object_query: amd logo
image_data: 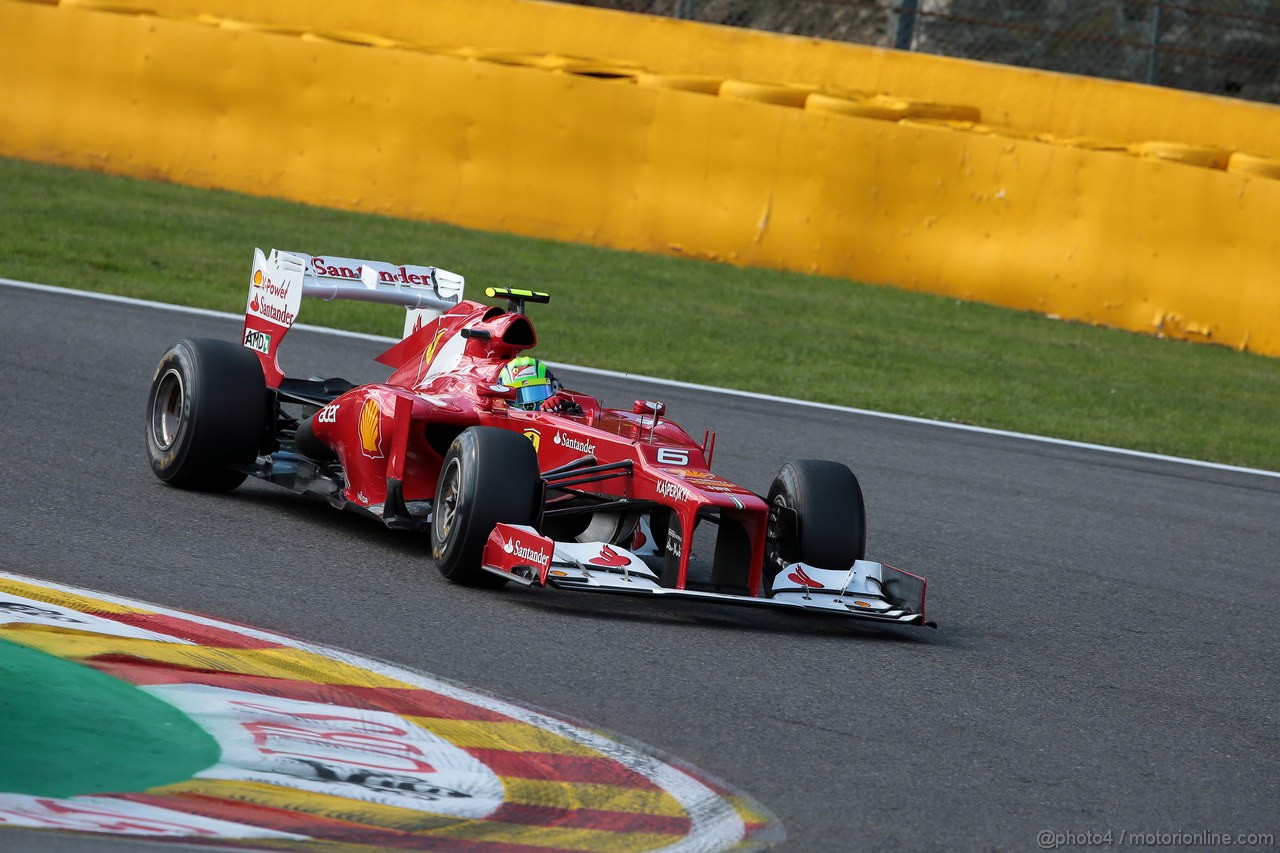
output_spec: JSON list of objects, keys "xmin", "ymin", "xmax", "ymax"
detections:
[{"xmin": 242, "ymin": 328, "xmax": 272, "ymax": 355}]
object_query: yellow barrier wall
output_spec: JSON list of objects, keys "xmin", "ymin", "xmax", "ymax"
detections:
[
  {"xmin": 97, "ymin": 0, "xmax": 1280, "ymax": 160},
  {"xmin": 2, "ymin": 0, "xmax": 1279, "ymax": 354}
]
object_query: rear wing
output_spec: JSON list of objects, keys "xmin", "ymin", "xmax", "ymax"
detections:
[{"xmin": 241, "ymin": 248, "xmax": 465, "ymax": 386}]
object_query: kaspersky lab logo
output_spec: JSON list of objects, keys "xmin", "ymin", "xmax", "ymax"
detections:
[
  {"xmin": 502, "ymin": 537, "xmax": 551, "ymax": 569},
  {"xmin": 655, "ymin": 481, "xmax": 691, "ymax": 502}
]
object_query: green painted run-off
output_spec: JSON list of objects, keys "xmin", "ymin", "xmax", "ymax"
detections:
[{"xmin": 0, "ymin": 636, "xmax": 219, "ymax": 797}]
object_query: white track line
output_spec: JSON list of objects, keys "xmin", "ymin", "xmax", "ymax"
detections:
[{"xmin": 5, "ymin": 277, "xmax": 1277, "ymax": 481}]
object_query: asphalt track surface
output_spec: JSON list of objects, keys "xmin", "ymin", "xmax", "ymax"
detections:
[{"xmin": 1, "ymin": 285, "xmax": 1277, "ymax": 852}]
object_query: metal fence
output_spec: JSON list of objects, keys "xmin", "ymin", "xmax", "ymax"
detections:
[{"xmin": 557, "ymin": 1, "xmax": 1280, "ymax": 105}]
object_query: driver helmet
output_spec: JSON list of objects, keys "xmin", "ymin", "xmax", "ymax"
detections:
[{"xmin": 499, "ymin": 356, "xmax": 556, "ymax": 410}]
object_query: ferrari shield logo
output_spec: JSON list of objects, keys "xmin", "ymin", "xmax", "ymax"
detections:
[
  {"xmin": 419, "ymin": 328, "xmax": 446, "ymax": 373},
  {"xmin": 523, "ymin": 429, "xmax": 541, "ymax": 453}
]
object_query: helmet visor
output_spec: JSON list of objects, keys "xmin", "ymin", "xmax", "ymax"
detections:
[{"xmin": 515, "ymin": 382, "xmax": 554, "ymax": 410}]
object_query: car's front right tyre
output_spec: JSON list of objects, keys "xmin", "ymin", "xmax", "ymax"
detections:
[{"xmin": 763, "ymin": 459, "xmax": 867, "ymax": 594}]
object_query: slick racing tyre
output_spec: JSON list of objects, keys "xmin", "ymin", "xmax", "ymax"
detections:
[
  {"xmin": 146, "ymin": 338, "xmax": 268, "ymax": 491},
  {"xmin": 763, "ymin": 459, "xmax": 867, "ymax": 594},
  {"xmin": 431, "ymin": 427, "xmax": 541, "ymax": 587}
]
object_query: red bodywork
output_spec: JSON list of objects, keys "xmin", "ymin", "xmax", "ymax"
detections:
[{"xmin": 269, "ymin": 299, "xmax": 770, "ymax": 595}]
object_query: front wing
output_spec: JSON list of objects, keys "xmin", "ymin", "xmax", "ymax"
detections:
[{"xmin": 482, "ymin": 525, "xmax": 935, "ymax": 628}]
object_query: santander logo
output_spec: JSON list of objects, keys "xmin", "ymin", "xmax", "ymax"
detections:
[
  {"xmin": 248, "ymin": 268, "xmax": 296, "ymax": 326},
  {"xmin": 589, "ymin": 545, "xmax": 631, "ymax": 568},
  {"xmin": 553, "ymin": 433, "xmax": 595, "ymax": 455},
  {"xmin": 787, "ymin": 566, "xmax": 825, "ymax": 589},
  {"xmin": 502, "ymin": 538, "xmax": 551, "ymax": 568}
]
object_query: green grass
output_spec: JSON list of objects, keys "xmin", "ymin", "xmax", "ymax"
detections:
[{"xmin": 4, "ymin": 156, "xmax": 1279, "ymax": 471}]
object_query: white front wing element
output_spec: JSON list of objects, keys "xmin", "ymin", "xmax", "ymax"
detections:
[
  {"xmin": 767, "ymin": 560, "xmax": 921, "ymax": 619},
  {"xmin": 541, "ymin": 544, "xmax": 933, "ymax": 627},
  {"xmin": 548, "ymin": 541, "xmax": 662, "ymax": 588}
]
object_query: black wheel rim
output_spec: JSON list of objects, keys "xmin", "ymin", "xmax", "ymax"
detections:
[{"xmin": 765, "ymin": 493, "xmax": 793, "ymax": 575}]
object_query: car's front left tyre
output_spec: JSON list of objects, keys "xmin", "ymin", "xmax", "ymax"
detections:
[
  {"xmin": 145, "ymin": 338, "xmax": 268, "ymax": 491},
  {"xmin": 431, "ymin": 427, "xmax": 542, "ymax": 587}
]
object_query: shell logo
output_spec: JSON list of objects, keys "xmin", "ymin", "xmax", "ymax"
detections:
[
  {"xmin": 253, "ymin": 269, "xmax": 263, "ymax": 286},
  {"xmin": 359, "ymin": 398, "xmax": 384, "ymax": 459}
]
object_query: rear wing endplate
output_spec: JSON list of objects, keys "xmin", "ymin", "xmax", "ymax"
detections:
[{"xmin": 241, "ymin": 248, "xmax": 465, "ymax": 386}]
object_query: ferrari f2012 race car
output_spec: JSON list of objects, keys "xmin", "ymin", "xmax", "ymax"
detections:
[{"xmin": 146, "ymin": 249, "xmax": 934, "ymax": 628}]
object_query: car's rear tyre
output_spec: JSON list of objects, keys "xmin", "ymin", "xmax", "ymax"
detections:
[
  {"xmin": 431, "ymin": 427, "xmax": 542, "ymax": 587},
  {"xmin": 145, "ymin": 338, "xmax": 268, "ymax": 491},
  {"xmin": 763, "ymin": 459, "xmax": 866, "ymax": 594}
]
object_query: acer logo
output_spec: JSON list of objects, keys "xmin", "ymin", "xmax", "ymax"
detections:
[{"xmin": 317, "ymin": 405, "xmax": 339, "ymax": 424}]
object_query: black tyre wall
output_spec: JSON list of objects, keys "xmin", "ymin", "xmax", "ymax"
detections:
[
  {"xmin": 145, "ymin": 338, "xmax": 268, "ymax": 491},
  {"xmin": 764, "ymin": 459, "xmax": 867, "ymax": 587},
  {"xmin": 431, "ymin": 427, "xmax": 541, "ymax": 586}
]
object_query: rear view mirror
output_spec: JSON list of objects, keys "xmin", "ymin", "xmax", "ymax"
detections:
[{"xmin": 479, "ymin": 384, "xmax": 517, "ymax": 400}]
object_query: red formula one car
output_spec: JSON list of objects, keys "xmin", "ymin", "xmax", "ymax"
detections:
[{"xmin": 145, "ymin": 249, "xmax": 933, "ymax": 628}]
